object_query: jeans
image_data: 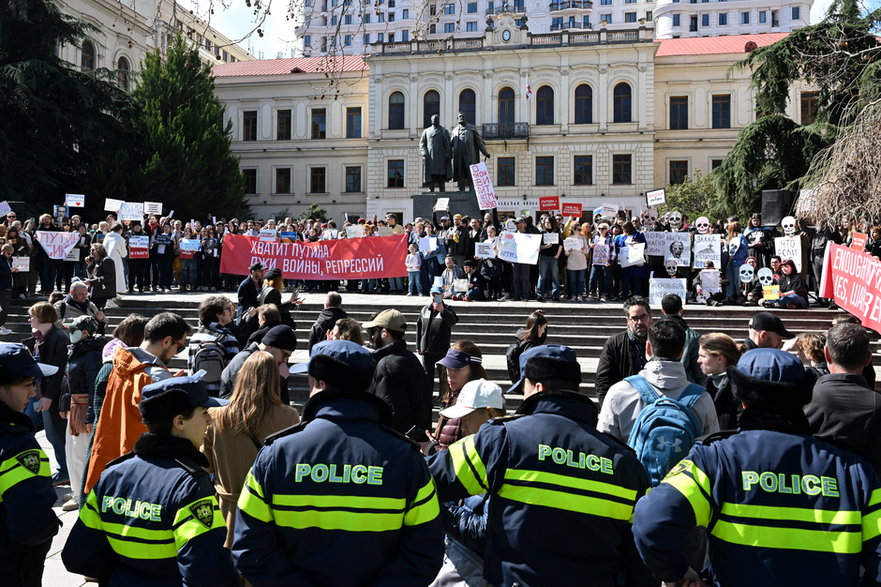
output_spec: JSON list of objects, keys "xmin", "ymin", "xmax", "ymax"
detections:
[
  {"xmin": 537, "ymin": 256, "xmax": 560, "ymax": 299},
  {"xmin": 42, "ymin": 408, "xmax": 67, "ymax": 478},
  {"xmin": 179, "ymin": 259, "xmax": 198, "ymax": 290},
  {"xmin": 567, "ymin": 269, "xmax": 586, "ymax": 299},
  {"xmin": 512, "ymin": 263, "xmax": 531, "ymax": 300},
  {"xmin": 388, "ymin": 276, "xmax": 404, "ymax": 292},
  {"xmin": 408, "ymin": 271, "xmax": 423, "ymax": 295},
  {"xmin": 619, "ymin": 266, "xmax": 645, "ymax": 298},
  {"xmin": 588, "ymin": 265, "xmax": 609, "ymax": 297},
  {"xmin": 770, "ymin": 294, "xmax": 808, "ymax": 309}
]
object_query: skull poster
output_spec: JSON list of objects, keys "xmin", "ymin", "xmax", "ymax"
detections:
[
  {"xmin": 665, "ymin": 232, "xmax": 691, "ymax": 267},
  {"xmin": 781, "ymin": 216, "xmax": 797, "ymax": 236},
  {"xmin": 757, "ymin": 267, "xmax": 775, "ymax": 287}
]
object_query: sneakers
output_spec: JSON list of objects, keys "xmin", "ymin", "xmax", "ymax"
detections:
[
  {"xmin": 105, "ymin": 299, "xmax": 119, "ymax": 309},
  {"xmin": 62, "ymin": 500, "xmax": 79, "ymax": 512},
  {"xmin": 51, "ymin": 472, "xmax": 70, "ymax": 486},
  {"xmin": 0, "ymin": 327, "xmax": 12, "ymax": 336}
]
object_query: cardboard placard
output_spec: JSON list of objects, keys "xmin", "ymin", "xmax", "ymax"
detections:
[
  {"xmin": 378, "ymin": 226, "xmax": 394, "ymax": 237},
  {"xmin": 497, "ymin": 231, "xmax": 542, "ymax": 265},
  {"xmin": 693, "ymin": 234, "xmax": 722, "ymax": 269},
  {"xmin": 474, "ymin": 241, "xmax": 496, "ymax": 259},
  {"xmin": 763, "ymin": 285, "xmax": 781, "ymax": 300},
  {"xmin": 418, "ymin": 236, "xmax": 438, "ymax": 252},
  {"xmin": 543, "ymin": 232, "xmax": 559, "ymax": 245},
  {"xmin": 593, "ymin": 204, "xmax": 618, "ymax": 219},
  {"xmin": 434, "ymin": 197, "xmax": 450, "ymax": 211},
  {"xmin": 561, "ymin": 203, "xmax": 582, "ymax": 217},
  {"xmin": 104, "ymin": 198, "xmax": 124, "ymax": 212},
  {"xmin": 65, "ymin": 193, "xmax": 85, "ymax": 207},
  {"xmin": 665, "ymin": 233, "xmax": 692, "ymax": 267},
  {"xmin": 144, "ymin": 201, "xmax": 163, "ymax": 215},
  {"xmin": 0, "ymin": 201, "xmax": 10, "ymax": 216},
  {"xmin": 258, "ymin": 229, "xmax": 278, "ymax": 242},
  {"xmin": 118, "ymin": 202, "xmax": 144, "ymax": 222},
  {"xmin": 592, "ymin": 243, "xmax": 610, "ymax": 265},
  {"xmin": 470, "ymin": 162, "xmax": 499, "ymax": 210},
  {"xmin": 774, "ymin": 236, "xmax": 803, "ymax": 273},
  {"xmin": 128, "ymin": 235, "xmax": 149, "ymax": 259},
  {"xmin": 649, "ymin": 277, "xmax": 687, "ymax": 305},
  {"xmin": 11, "ymin": 257, "xmax": 29, "ymax": 271},
  {"xmin": 279, "ymin": 232, "xmax": 297, "ymax": 243},
  {"xmin": 346, "ymin": 225, "xmax": 364, "ymax": 238},
  {"xmin": 563, "ymin": 236, "xmax": 581, "ymax": 252},
  {"xmin": 852, "ymin": 232, "xmax": 868, "ymax": 252},
  {"xmin": 646, "ymin": 188, "xmax": 666, "ymax": 207},
  {"xmin": 620, "ymin": 242, "xmax": 646, "ymax": 267},
  {"xmin": 644, "ymin": 232, "xmax": 666, "ymax": 256},
  {"xmin": 179, "ymin": 239, "xmax": 202, "ymax": 252},
  {"xmin": 453, "ymin": 278, "xmax": 470, "ymax": 293},
  {"xmin": 700, "ymin": 269, "xmax": 722, "ymax": 293},
  {"xmin": 539, "ymin": 196, "xmax": 560, "ymax": 211}
]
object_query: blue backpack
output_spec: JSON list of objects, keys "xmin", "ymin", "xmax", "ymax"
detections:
[{"xmin": 625, "ymin": 375, "xmax": 705, "ymax": 486}]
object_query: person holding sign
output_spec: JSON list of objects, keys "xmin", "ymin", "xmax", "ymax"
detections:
[
  {"xmin": 0, "ymin": 244, "xmax": 16, "ymax": 335},
  {"xmin": 35, "ymin": 214, "xmax": 59, "ymax": 295},
  {"xmin": 761, "ymin": 259, "xmax": 808, "ymax": 309},
  {"xmin": 614, "ymin": 222, "xmax": 647, "ymax": 298},
  {"xmin": 564, "ymin": 224, "xmax": 588, "ymax": 301},
  {"xmin": 536, "ymin": 217, "xmax": 562, "ymax": 302},
  {"xmin": 588, "ymin": 223, "xmax": 613, "ymax": 302}
]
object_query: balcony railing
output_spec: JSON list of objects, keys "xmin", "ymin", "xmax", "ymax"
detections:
[
  {"xmin": 549, "ymin": 0, "xmax": 593, "ymax": 11},
  {"xmin": 378, "ymin": 37, "xmax": 485, "ymax": 54},
  {"xmin": 482, "ymin": 122, "xmax": 529, "ymax": 139},
  {"xmin": 550, "ymin": 21, "xmax": 593, "ymax": 31},
  {"xmin": 485, "ymin": 1, "xmax": 526, "ymax": 15}
]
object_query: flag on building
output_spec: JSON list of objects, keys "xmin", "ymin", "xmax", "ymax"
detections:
[{"xmin": 525, "ymin": 83, "xmax": 532, "ymax": 100}]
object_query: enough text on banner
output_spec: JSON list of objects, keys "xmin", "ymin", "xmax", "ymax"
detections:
[
  {"xmin": 220, "ymin": 233, "xmax": 408, "ymax": 280},
  {"xmin": 820, "ymin": 243, "xmax": 881, "ymax": 333},
  {"xmin": 35, "ymin": 231, "xmax": 80, "ymax": 260},
  {"xmin": 469, "ymin": 162, "xmax": 498, "ymax": 210}
]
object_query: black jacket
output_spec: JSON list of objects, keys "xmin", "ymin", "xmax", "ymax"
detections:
[
  {"xmin": 308, "ymin": 307, "xmax": 348, "ymax": 350},
  {"xmin": 60, "ymin": 336, "xmax": 107, "ymax": 412},
  {"xmin": 371, "ymin": 339, "xmax": 432, "ymax": 435},
  {"xmin": 89, "ymin": 256, "xmax": 116, "ymax": 299},
  {"xmin": 805, "ymin": 373, "xmax": 881, "ymax": 474},
  {"xmin": 708, "ymin": 374, "xmax": 741, "ymax": 431},
  {"xmin": 236, "ymin": 277, "xmax": 260, "ymax": 320},
  {"xmin": 259, "ymin": 287, "xmax": 297, "ymax": 329},
  {"xmin": 416, "ymin": 304, "xmax": 458, "ymax": 356},
  {"xmin": 595, "ymin": 330, "xmax": 644, "ymax": 406},
  {"xmin": 24, "ymin": 326, "xmax": 69, "ymax": 403}
]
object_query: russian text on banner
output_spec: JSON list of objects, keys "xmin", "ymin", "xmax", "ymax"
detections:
[
  {"xmin": 35, "ymin": 231, "xmax": 79, "ymax": 260},
  {"xmin": 220, "ymin": 233, "xmax": 408, "ymax": 280},
  {"xmin": 820, "ymin": 243, "xmax": 881, "ymax": 333},
  {"xmin": 469, "ymin": 162, "xmax": 498, "ymax": 210}
]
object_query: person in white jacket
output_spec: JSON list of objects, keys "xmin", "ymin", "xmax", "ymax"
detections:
[
  {"xmin": 598, "ymin": 318, "xmax": 719, "ymax": 443},
  {"xmin": 102, "ymin": 222, "xmax": 128, "ymax": 297}
]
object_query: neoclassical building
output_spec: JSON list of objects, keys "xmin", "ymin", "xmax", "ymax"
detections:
[{"xmin": 214, "ymin": 26, "xmax": 804, "ymax": 221}]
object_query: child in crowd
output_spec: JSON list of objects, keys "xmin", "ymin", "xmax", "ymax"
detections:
[{"xmin": 406, "ymin": 243, "xmax": 423, "ymax": 296}]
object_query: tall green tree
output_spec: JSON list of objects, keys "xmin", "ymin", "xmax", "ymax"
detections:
[
  {"xmin": 659, "ymin": 170, "xmax": 728, "ymax": 222},
  {"xmin": 131, "ymin": 35, "xmax": 247, "ymax": 220},
  {"xmin": 0, "ymin": 0, "xmax": 132, "ymax": 217}
]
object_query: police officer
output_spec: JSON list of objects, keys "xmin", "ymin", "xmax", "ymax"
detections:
[
  {"xmin": 61, "ymin": 375, "xmax": 238, "ymax": 586},
  {"xmin": 428, "ymin": 345, "xmax": 653, "ymax": 586},
  {"xmin": 0, "ymin": 343, "xmax": 60, "ymax": 587},
  {"xmin": 633, "ymin": 348, "xmax": 881, "ymax": 585},
  {"xmin": 233, "ymin": 340, "xmax": 444, "ymax": 585}
]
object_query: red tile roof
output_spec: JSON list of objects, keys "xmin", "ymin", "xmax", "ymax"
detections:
[
  {"xmin": 212, "ymin": 54, "xmax": 368, "ymax": 77},
  {"xmin": 655, "ymin": 33, "xmax": 789, "ymax": 57}
]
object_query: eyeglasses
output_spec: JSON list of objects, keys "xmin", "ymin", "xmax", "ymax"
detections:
[{"xmin": 627, "ymin": 313, "xmax": 650, "ymax": 323}]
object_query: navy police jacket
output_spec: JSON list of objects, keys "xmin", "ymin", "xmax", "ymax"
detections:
[
  {"xmin": 61, "ymin": 433, "xmax": 237, "ymax": 587},
  {"xmin": 232, "ymin": 389, "xmax": 444, "ymax": 586},
  {"xmin": 0, "ymin": 401, "xmax": 60, "ymax": 586},
  {"xmin": 633, "ymin": 428, "xmax": 881, "ymax": 585},
  {"xmin": 428, "ymin": 390, "xmax": 652, "ymax": 587}
]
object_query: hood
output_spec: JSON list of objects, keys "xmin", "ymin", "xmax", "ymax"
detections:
[
  {"xmin": 70, "ymin": 335, "xmax": 109, "ymax": 358},
  {"xmin": 102, "ymin": 337, "xmax": 127, "ymax": 363},
  {"xmin": 640, "ymin": 360, "xmax": 689, "ymax": 390},
  {"xmin": 112, "ymin": 345, "xmax": 166, "ymax": 376},
  {"xmin": 318, "ymin": 307, "xmax": 347, "ymax": 321}
]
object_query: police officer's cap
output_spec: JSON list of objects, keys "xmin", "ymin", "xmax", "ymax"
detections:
[
  {"xmin": 0, "ymin": 343, "xmax": 58, "ymax": 382},
  {"xmin": 290, "ymin": 340, "xmax": 374, "ymax": 375},
  {"xmin": 729, "ymin": 348, "xmax": 814, "ymax": 411},
  {"xmin": 508, "ymin": 344, "xmax": 579, "ymax": 394},
  {"xmin": 140, "ymin": 374, "xmax": 228, "ymax": 424}
]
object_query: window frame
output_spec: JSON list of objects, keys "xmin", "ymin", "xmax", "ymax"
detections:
[
  {"xmin": 388, "ymin": 91, "xmax": 405, "ymax": 129},
  {"xmin": 573, "ymin": 155, "xmax": 593, "ymax": 185},
  {"xmin": 387, "ymin": 159, "xmax": 405, "ymax": 188},
  {"xmin": 612, "ymin": 154, "xmax": 632, "ymax": 185},
  {"xmin": 535, "ymin": 156, "xmax": 555, "ymax": 186}
]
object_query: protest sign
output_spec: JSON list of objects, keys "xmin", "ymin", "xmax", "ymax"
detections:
[
  {"xmin": 118, "ymin": 202, "xmax": 144, "ymax": 222},
  {"xmin": 144, "ymin": 201, "xmax": 163, "ymax": 215},
  {"xmin": 346, "ymin": 224, "xmax": 365, "ymax": 239},
  {"xmin": 469, "ymin": 163, "xmax": 498, "ymax": 210},
  {"xmin": 474, "ymin": 242, "xmax": 496, "ymax": 259},
  {"xmin": 763, "ymin": 285, "xmax": 781, "ymax": 301},
  {"xmin": 54, "ymin": 205, "xmax": 68, "ymax": 219},
  {"xmin": 693, "ymin": 234, "xmax": 722, "ymax": 269},
  {"xmin": 620, "ymin": 242, "xmax": 646, "ymax": 268},
  {"xmin": 700, "ymin": 269, "xmax": 722, "ymax": 293},
  {"xmin": 258, "ymin": 229, "xmax": 278, "ymax": 242},
  {"xmin": 64, "ymin": 246, "xmax": 79, "ymax": 262},
  {"xmin": 453, "ymin": 278, "xmax": 470, "ymax": 293},
  {"xmin": 543, "ymin": 232, "xmax": 559, "ymax": 245},
  {"xmin": 179, "ymin": 239, "xmax": 201, "ymax": 252},
  {"xmin": 593, "ymin": 204, "xmax": 617, "ymax": 219},
  {"xmin": 592, "ymin": 243, "xmax": 610, "ymax": 266},
  {"xmin": 104, "ymin": 198, "xmax": 123, "ymax": 212},
  {"xmin": 561, "ymin": 203, "xmax": 582, "ymax": 217},
  {"xmin": 378, "ymin": 226, "xmax": 394, "ymax": 237},
  {"xmin": 0, "ymin": 201, "xmax": 10, "ymax": 216},
  {"xmin": 646, "ymin": 188, "xmax": 666, "ymax": 207},
  {"xmin": 644, "ymin": 232, "xmax": 666, "ymax": 256},
  {"xmin": 434, "ymin": 197, "xmax": 450, "ymax": 211},
  {"xmin": 563, "ymin": 237, "xmax": 581, "ymax": 252},
  {"xmin": 665, "ymin": 233, "xmax": 692, "ymax": 267},
  {"xmin": 65, "ymin": 194, "xmax": 85, "ymax": 207},
  {"xmin": 774, "ymin": 236, "xmax": 803, "ymax": 272},
  {"xmin": 649, "ymin": 278, "xmax": 687, "ymax": 305},
  {"xmin": 852, "ymin": 232, "xmax": 868, "ymax": 252},
  {"xmin": 820, "ymin": 243, "xmax": 881, "ymax": 333},
  {"xmin": 497, "ymin": 231, "xmax": 542, "ymax": 265},
  {"xmin": 129, "ymin": 235, "xmax": 150, "ymax": 259},
  {"xmin": 220, "ymin": 233, "xmax": 408, "ymax": 280},
  {"xmin": 279, "ymin": 232, "xmax": 297, "ymax": 243},
  {"xmin": 35, "ymin": 231, "xmax": 79, "ymax": 260},
  {"xmin": 539, "ymin": 196, "xmax": 560, "ymax": 211},
  {"xmin": 321, "ymin": 229, "xmax": 338, "ymax": 240},
  {"xmin": 418, "ymin": 236, "xmax": 438, "ymax": 253},
  {"xmin": 11, "ymin": 257, "xmax": 30, "ymax": 272}
]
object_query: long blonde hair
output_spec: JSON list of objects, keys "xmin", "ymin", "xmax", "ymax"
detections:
[{"xmin": 213, "ymin": 351, "xmax": 282, "ymax": 438}]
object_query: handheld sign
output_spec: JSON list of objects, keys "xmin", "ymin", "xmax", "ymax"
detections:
[
  {"xmin": 539, "ymin": 196, "xmax": 560, "ymax": 212},
  {"xmin": 65, "ymin": 194, "xmax": 85, "ymax": 207},
  {"xmin": 474, "ymin": 241, "xmax": 496, "ymax": 259},
  {"xmin": 118, "ymin": 202, "xmax": 144, "ymax": 222},
  {"xmin": 645, "ymin": 188, "xmax": 666, "ymax": 207},
  {"xmin": 104, "ymin": 198, "xmax": 124, "ymax": 212},
  {"xmin": 434, "ymin": 197, "xmax": 450, "ymax": 211},
  {"xmin": 0, "ymin": 201, "xmax": 10, "ymax": 216},
  {"xmin": 469, "ymin": 162, "xmax": 499, "ymax": 210},
  {"xmin": 561, "ymin": 203, "xmax": 582, "ymax": 217},
  {"xmin": 852, "ymin": 232, "xmax": 868, "ymax": 252},
  {"xmin": 144, "ymin": 201, "xmax": 163, "ymax": 215}
]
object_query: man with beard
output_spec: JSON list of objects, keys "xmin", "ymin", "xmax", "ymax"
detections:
[{"xmin": 595, "ymin": 296, "xmax": 653, "ymax": 407}]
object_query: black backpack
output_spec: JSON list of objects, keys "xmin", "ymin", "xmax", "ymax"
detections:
[{"xmin": 192, "ymin": 330, "xmax": 227, "ymax": 386}]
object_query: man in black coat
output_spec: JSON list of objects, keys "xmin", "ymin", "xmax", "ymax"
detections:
[
  {"xmin": 236, "ymin": 262, "xmax": 264, "ymax": 321},
  {"xmin": 364, "ymin": 309, "xmax": 431, "ymax": 438},
  {"xmin": 805, "ymin": 323, "xmax": 881, "ymax": 474},
  {"xmin": 308, "ymin": 292, "xmax": 348, "ymax": 351},
  {"xmin": 219, "ymin": 325, "xmax": 296, "ymax": 404},
  {"xmin": 416, "ymin": 287, "xmax": 459, "ymax": 386},
  {"xmin": 594, "ymin": 296, "xmax": 652, "ymax": 406}
]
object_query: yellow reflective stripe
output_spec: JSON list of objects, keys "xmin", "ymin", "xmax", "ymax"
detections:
[
  {"xmin": 712, "ymin": 520, "xmax": 862, "ymax": 554},
  {"xmin": 0, "ymin": 450, "xmax": 52, "ymax": 497},
  {"xmin": 498, "ymin": 483, "xmax": 634, "ymax": 521},
  {"xmin": 273, "ymin": 508, "xmax": 404, "ymax": 532},
  {"xmin": 504, "ymin": 468, "xmax": 637, "ymax": 502},
  {"xmin": 79, "ymin": 491, "xmax": 104, "ymax": 530},
  {"xmin": 238, "ymin": 472, "xmax": 273, "ymax": 523},
  {"xmin": 172, "ymin": 496, "xmax": 224, "ymax": 550},
  {"xmin": 404, "ymin": 479, "xmax": 440, "ymax": 526},
  {"xmin": 721, "ymin": 502, "xmax": 861, "ymax": 525},
  {"xmin": 870, "ymin": 489, "xmax": 881, "ymax": 508},
  {"xmin": 448, "ymin": 435, "xmax": 488, "ymax": 495},
  {"xmin": 99, "ymin": 520, "xmax": 175, "ymax": 544},
  {"xmin": 106, "ymin": 535, "xmax": 178, "ymax": 560},
  {"xmin": 661, "ymin": 460, "xmax": 712, "ymax": 527},
  {"xmin": 272, "ymin": 493, "xmax": 405, "ymax": 510},
  {"xmin": 863, "ymin": 508, "xmax": 881, "ymax": 541}
]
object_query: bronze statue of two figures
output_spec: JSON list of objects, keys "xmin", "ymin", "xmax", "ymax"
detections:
[{"xmin": 420, "ymin": 113, "xmax": 491, "ymax": 192}]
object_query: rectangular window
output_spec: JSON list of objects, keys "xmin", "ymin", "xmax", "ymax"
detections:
[
  {"xmin": 625, "ymin": 12, "xmax": 637, "ymax": 22},
  {"xmin": 276, "ymin": 109, "xmax": 292, "ymax": 140},
  {"xmin": 573, "ymin": 155, "xmax": 593, "ymax": 185},
  {"xmin": 701, "ymin": 13, "xmax": 709, "ymax": 26},
  {"xmin": 304, "ymin": 35, "xmax": 312, "ymax": 47},
  {"xmin": 741, "ymin": 11, "xmax": 749, "ymax": 24},
  {"xmin": 242, "ymin": 111, "xmax": 257, "ymax": 141},
  {"xmin": 718, "ymin": 12, "xmax": 727, "ymax": 25},
  {"xmin": 243, "ymin": 169, "xmax": 257, "ymax": 194},
  {"xmin": 378, "ymin": 13, "xmax": 385, "ymax": 22},
  {"xmin": 801, "ymin": 91, "xmax": 819, "ymax": 125},
  {"xmin": 600, "ymin": 0, "xmax": 612, "ymax": 5},
  {"xmin": 535, "ymin": 156, "xmax": 554, "ymax": 186},
  {"xmin": 387, "ymin": 160, "xmax": 404, "ymax": 188},
  {"xmin": 344, "ymin": 14, "xmax": 352, "ymax": 24},
  {"xmin": 388, "ymin": 12, "xmax": 395, "ymax": 21},
  {"xmin": 712, "ymin": 94, "xmax": 731, "ymax": 129},
  {"xmin": 467, "ymin": 1, "xmax": 478, "ymax": 12},
  {"xmin": 429, "ymin": 24, "xmax": 435, "ymax": 34},
  {"xmin": 344, "ymin": 35, "xmax": 352, "ymax": 46},
  {"xmin": 612, "ymin": 154, "xmax": 632, "ymax": 185},
  {"xmin": 378, "ymin": 32, "xmax": 385, "ymax": 41},
  {"xmin": 645, "ymin": 10, "xmax": 652, "ymax": 19},
  {"xmin": 222, "ymin": 50, "xmax": 229, "ymax": 62},
  {"xmin": 389, "ymin": 33, "xmax": 395, "ymax": 42},
  {"xmin": 444, "ymin": 22, "xmax": 455, "ymax": 32},
  {"xmin": 402, "ymin": 8, "xmax": 409, "ymax": 18},
  {"xmin": 364, "ymin": 13, "xmax": 371, "ymax": 23},
  {"xmin": 690, "ymin": 15, "xmax": 697, "ymax": 30},
  {"xmin": 669, "ymin": 96, "xmax": 688, "ymax": 130},
  {"xmin": 466, "ymin": 21, "xmax": 477, "ymax": 31},
  {"xmin": 275, "ymin": 168, "xmax": 292, "ymax": 193},
  {"xmin": 430, "ymin": 4, "xmax": 437, "ymax": 15},
  {"xmin": 600, "ymin": 13, "xmax": 612, "ymax": 23},
  {"xmin": 625, "ymin": 0, "xmax": 636, "ymax": 3},
  {"xmin": 310, "ymin": 167, "xmax": 326, "ymax": 193},
  {"xmin": 363, "ymin": 33, "xmax": 371, "ymax": 44},
  {"xmin": 758, "ymin": 10, "xmax": 766, "ymax": 23},
  {"xmin": 330, "ymin": 15, "xmax": 337, "ymax": 25},
  {"xmin": 402, "ymin": 30, "xmax": 409, "ymax": 41},
  {"xmin": 497, "ymin": 157, "xmax": 515, "ymax": 186},
  {"xmin": 346, "ymin": 107, "xmax": 362, "ymax": 138},
  {"xmin": 791, "ymin": 6, "xmax": 800, "ymax": 20},
  {"xmin": 345, "ymin": 166, "xmax": 362, "ymax": 192},
  {"xmin": 444, "ymin": 3, "xmax": 455, "ymax": 13},
  {"xmin": 669, "ymin": 160, "xmax": 688, "ymax": 185},
  {"xmin": 311, "ymin": 108, "xmax": 327, "ymax": 139},
  {"xmin": 672, "ymin": 13, "xmax": 680, "ymax": 25},
  {"xmin": 711, "ymin": 159, "xmax": 723, "ymax": 170}
]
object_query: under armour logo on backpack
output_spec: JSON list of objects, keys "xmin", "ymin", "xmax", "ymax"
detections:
[{"xmin": 655, "ymin": 436, "xmax": 683, "ymax": 452}]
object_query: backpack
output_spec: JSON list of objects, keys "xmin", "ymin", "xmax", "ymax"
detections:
[
  {"xmin": 192, "ymin": 330, "xmax": 227, "ymax": 386},
  {"xmin": 625, "ymin": 375, "xmax": 705, "ymax": 487}
]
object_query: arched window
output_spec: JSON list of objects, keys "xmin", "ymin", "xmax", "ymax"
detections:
[
  {"xmin": 458, "ymin": 89, "xmax": 476, "ymax": 126},
  {"xmin": 117, "ymin": 57, "xmax": 131, "ymax": 90},
  {"xmin": 423, "ymin": 90, "xmax": 440, "ymax": 128},
  {"xmin": 498, "ymin": 87, "xmax": 515, "ymax": 125},
  {"xmin": 613, "ymin": 82, "xmax": 632, "ymax": 123},
  {"xmin": 574, "ymin": 84, "xmax": 592, "ymax": 124},
  {"xmin": 81, "ymin": 40, "xmax": 95, "ymax": 71},
  {"xmin": 536, "ymin": 85, "xmax": 554, "ymax": 125},
  {"xmin": 388, "ymin": 91, "xmax": 405, "ymax": 129}
]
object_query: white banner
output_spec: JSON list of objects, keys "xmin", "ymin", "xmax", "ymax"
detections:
[
  {"xmin": 649, "ymin": 277, "xmax": 688, "ymax": 305},
  {"xmin": 665, "ymin": 233, "xmax": 692, "ymax": 267},
  {"xmin": 104, "ymin": 198, "xmax": 124, "ymax": 212},
  {"xmin": 474, "ymin": 241, "xmax": 496, "ymax": 259},
  {"xmin": 646, "ymin": 188, "xmax": 666, "ymax": 207},
  {"xmin": 470, "ymin": 162, "xmax": 498, "ymax": 210},
  {"xmin": 65, "ymin": 193, "xmax": 85, "ymax": 207},
  {"xmin": 620, "ymin": 242, "xmax": 646, "ymax": 268},
  {"xmin": 35, "ymin": 231, "xmax": 79, "ymax": 260},
  {"xmin": 774, "ymin": 236, "xmax": 803, "ymax": 272},
  {"xmin": 129, "ymin": 235, "xmax": 150, "ymax": 249},
  {"xmin": 693, "ymin": 234, "xmax": 722, "ymax": 269},
  {"xmin": 497, "ymin": 231, "xmax": 541, "ymax": 265},
  {"xmin": 118, "ymin": 202, "xmax": 144, "ymax": 222},
  {"xmin": 144, "ymin": 201, "xmax": 163, "ymax": 215},
  {"xmin": 644, "ymin": 231, "xmax": 666, "ymax": 256},
  {"xmin": 11, "ymin": 257, "xmax": 29, "ymax": 271}
]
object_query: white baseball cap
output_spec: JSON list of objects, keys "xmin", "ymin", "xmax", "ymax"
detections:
[{"xmin": 440, "ymin": 378, "xmax": 504, "ymax": 419}]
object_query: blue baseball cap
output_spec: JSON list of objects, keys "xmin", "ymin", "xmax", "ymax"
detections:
[
  {"xmin": 730, "ymin": 348, "xmax": 814, "ymax": 409},
  {"xmin": 507, "ymin": 344, "xmax": 578, "ymax": 394},
  {"xmin": 0, "ymin": 343, "xmax": 58, "ymax": 380},
  {"xmin": 735, "ymin": 348, "xmax": 806, "ymax": 383},
  {"xmin": 290, "ymin": 339, "xmax": 375, "ymax": 375},
  {"xmin": 437, "ymin": 348, "xmax": 483, "ymax": 370},
  {"xmin": 141, "ymin": 374, "xmax": 228, "ymax": 409}
]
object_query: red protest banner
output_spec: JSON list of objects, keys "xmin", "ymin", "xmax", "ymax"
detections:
[
  {"xmin": 852, "ymin": 232, "xmax": 868, "ymax": 252},
  {"xmin": 820, "ymin": 243, "xmax": 881, "ymax": 333},
  {"xmin": 539, "ymin": 196, "xmax": 560, "ymax": 211},
  {"xmin": 220, "ymin": 233, "xmax": 408, "ymax": 279},
  {"xmin": 561, "ymin": 203, "xmax": 582, "ymax": 217}
]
